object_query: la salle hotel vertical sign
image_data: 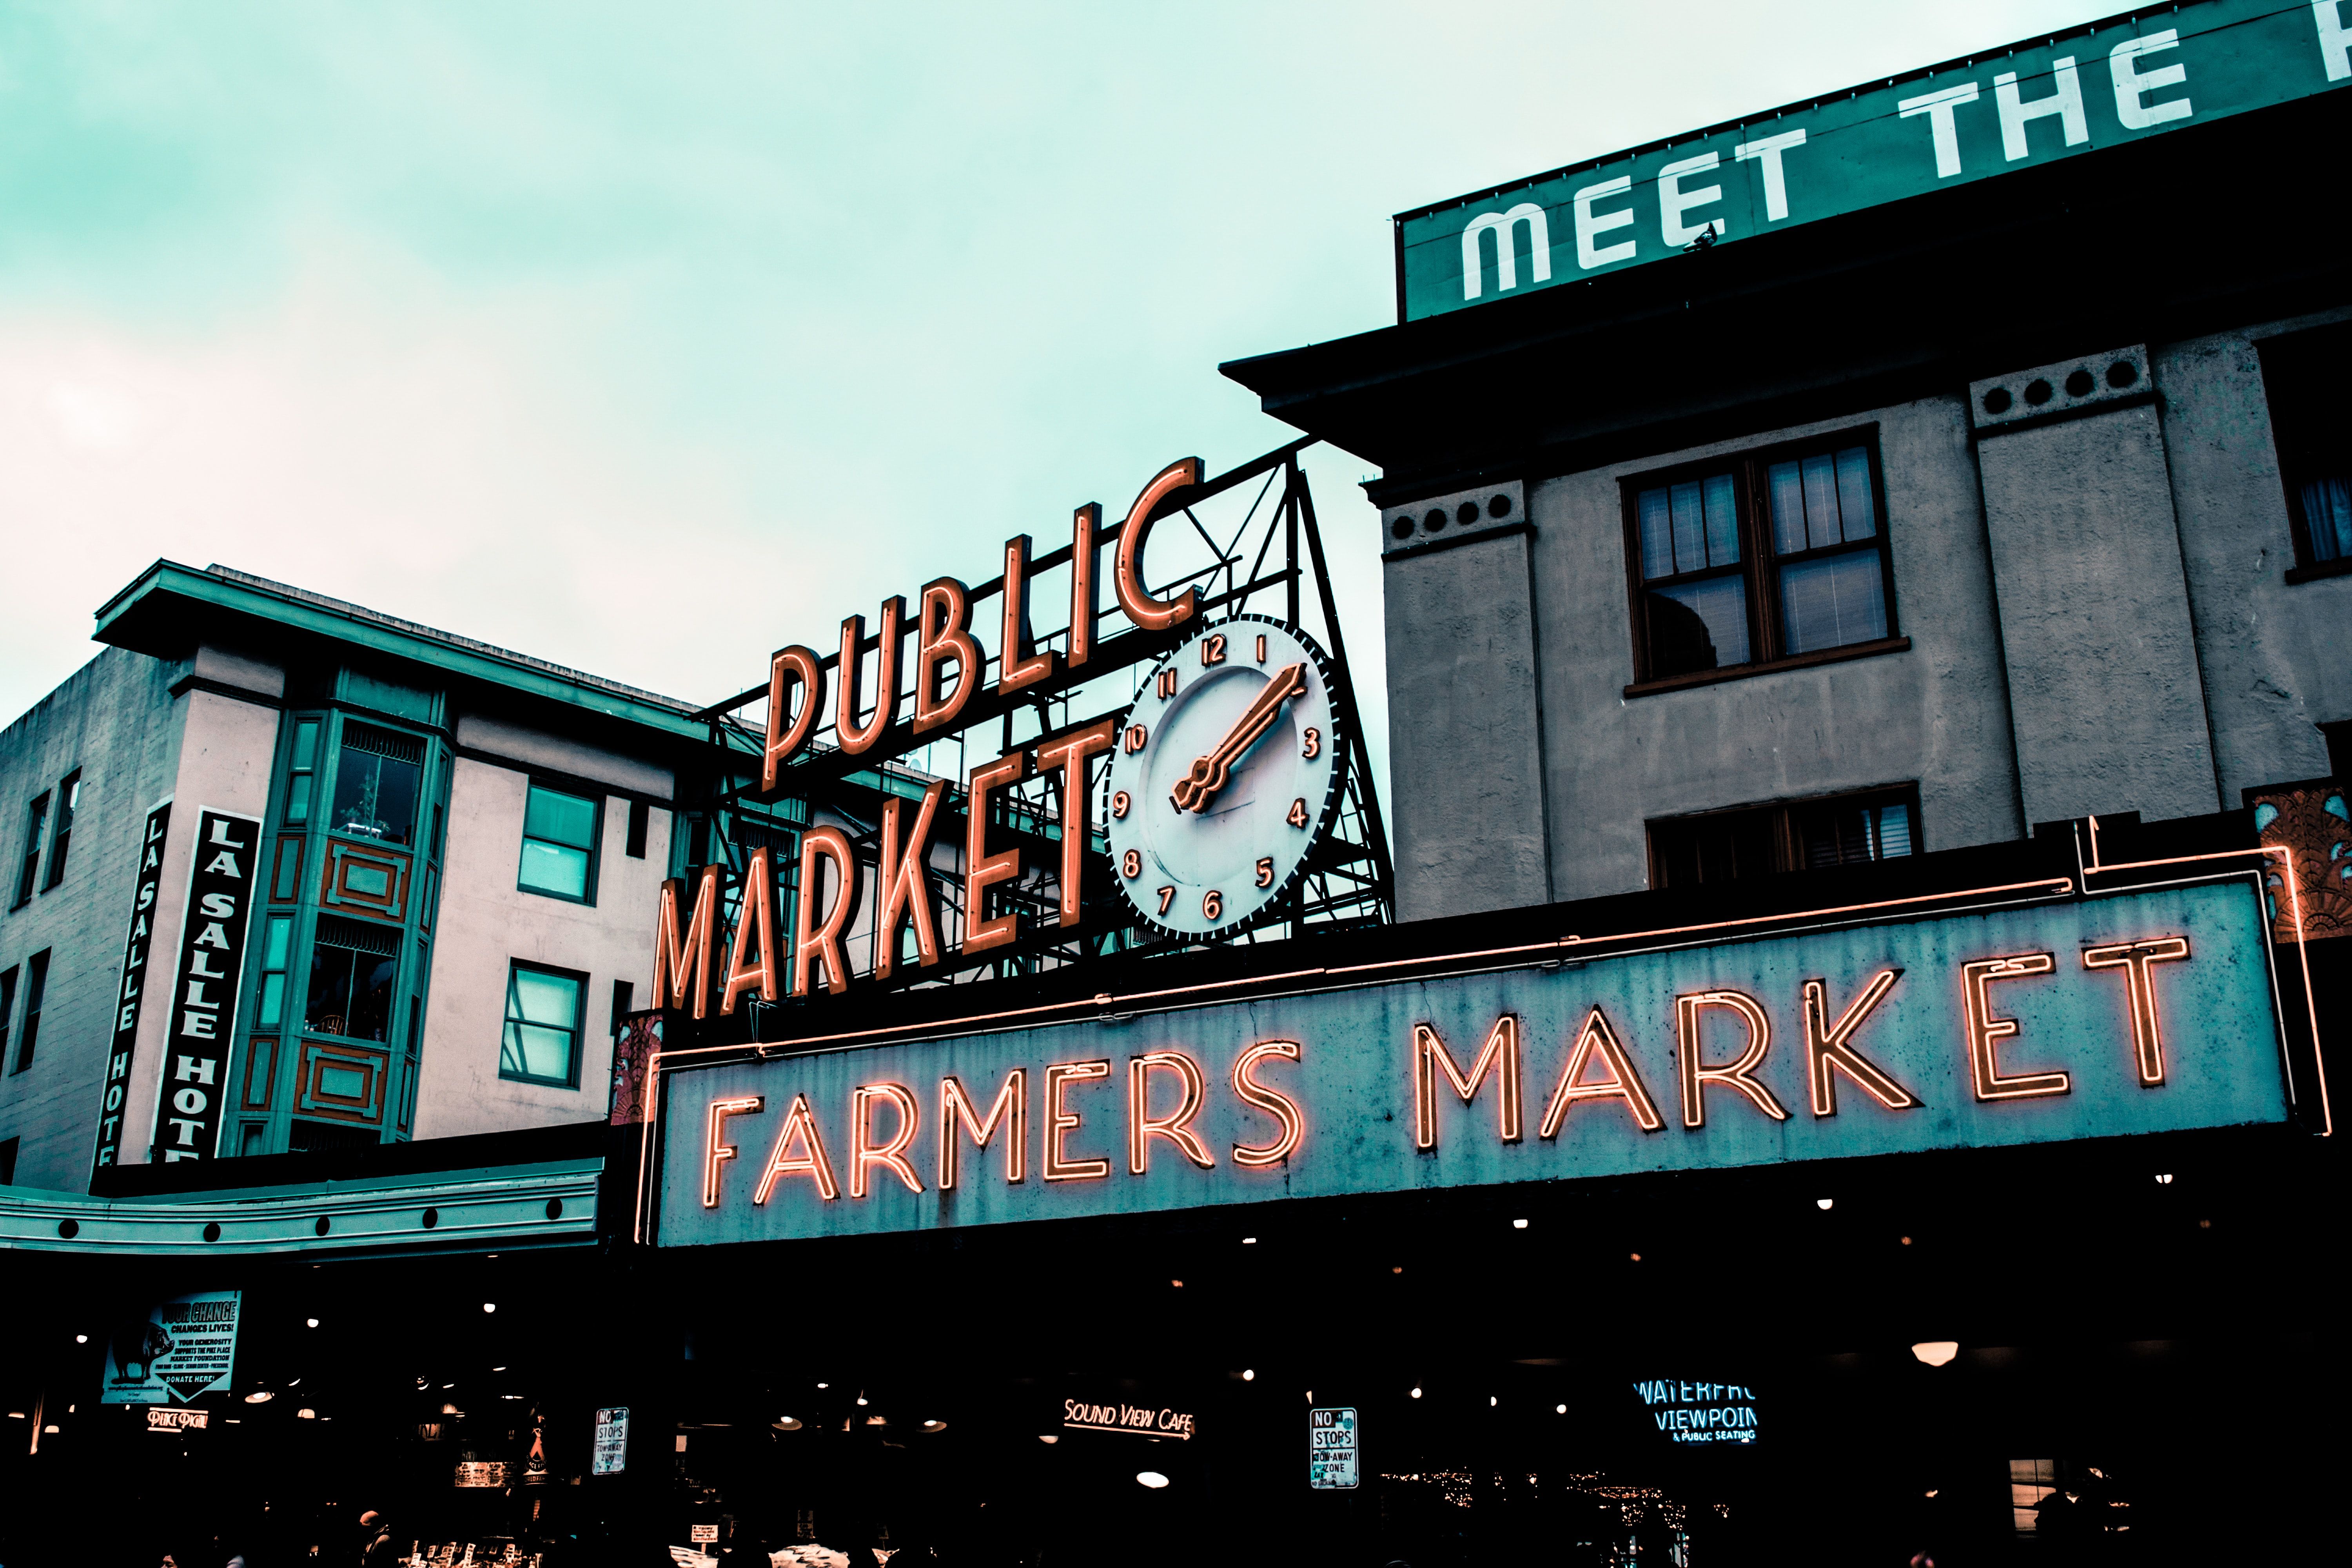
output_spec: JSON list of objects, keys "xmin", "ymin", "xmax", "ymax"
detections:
[
  {"xmin": 652, "ymin": 875, "xmax": 2312, "ymax": 1245},
  {"xmin": 150, "ymin": 810, "xmax": 263, "ymax": 1161},
  {"xmin": 91, "ymin": 799, "xmax": 171, "ymax": 1176}
]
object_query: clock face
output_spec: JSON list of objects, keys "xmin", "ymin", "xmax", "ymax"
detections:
[{"xmin": 1103, "ymin": 615, "xmax": 1343, "ymax": 939}]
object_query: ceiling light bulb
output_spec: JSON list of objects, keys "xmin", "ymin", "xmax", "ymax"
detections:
[
  {"xmin": 1241, "ymin": 1370, "xmax": 1255, "ymax": 1381},
  {"xmin": 817, "ymin": 1383, "xmax": 829, "ymax": 1389},
  {"xmin": 307, "ymin": 1318, "xmax": 319, "ymax": 1328},
  {"xmin": 244, "ymin": 1391, "xmax": 273, "ymax": 1404},
  {"xmin": 1241, "ymin": 1237, "xmax": 1257, "ymax": 1245},
  {"xmin": 1911, "ymin": 1341, "xmax": 1960, "ymax": 1367},
  {"xmin": 296, "ymin": 1408, "xmax": 317, "ymax": 1420},
  {"xmin": 75, "ymin": 1334, "xmax": 89, "ymax": 1344},
  {"xmin": 1555, "ymin": 1404, "xmax": 1567, "ymax": 1414},
  {"xmin": 2155, "ymin": 1173, "xmax": 2173, "ymax": 1184},
  {"xmin": 856, "ymin": 1395, "xmax": 869, "ymax": 1406},
  {"xmin": 1136, "ymin": 1471, "xmax": 1170, "ymax": 1489},
  {"xmin": 1512, "ymin": 1218, "xmax": 1528, "ymax": 1229},
  {"xmin": 1409, "ymin": 1387, "xmax": 1423, "ymax": 1399},
  {"xmin": 1037, "ymin": 1434, "xmax": 1058, "ymax": 1445},
  {"xmin": 482, "ymin": 1302, "xmax": 496, "ymax": 1314},
  {"xmin": 1489, "ymin": 1396, "xmax": 1497, "ymax": 1407},
  {"xmin": 1817, "ymin": 1198, "xmax": 1834, "ymax": 1210}
]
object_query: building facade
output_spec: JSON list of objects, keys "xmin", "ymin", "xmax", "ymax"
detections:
[{"xmin": 0, "ymin": 563, "xmax": 702, "ymax": 1191}]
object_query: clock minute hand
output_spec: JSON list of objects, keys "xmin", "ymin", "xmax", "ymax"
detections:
[{"xmin": 1170, "ymin": 662, "xmax": 1307, "ymax": 813}]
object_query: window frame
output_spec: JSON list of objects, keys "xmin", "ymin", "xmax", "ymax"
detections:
[
  {"xmin": 13, "ymin": 949, "xmax": 49, "ymax": 1074},
  {"xmin": 2256, "ymin": 321, "xmax": 2352, "ymax": 582},
  {"xmin": 517, "ymin": 780, "xmax": 604, "ymax": 906},
  {"xmin": 1619, "ymin": 427, "xmax": 1907, "ymax": 695},
  {"xmin": 499, "ymin": 959, "xmax": 588, "ymax": 1089},
  {"xmin": 42, "ymin": 772, "xmax": 79, "ymax": 891},
  {"xmin": 13, "ymin": 792, "xmax": 49, "ymax": 909},
  {"xmin": 1646, "ymin": 784, "xmax": 1923, "ymax": 891}
]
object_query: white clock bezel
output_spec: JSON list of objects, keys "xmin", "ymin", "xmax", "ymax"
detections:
[{"xmin": 1101, "ymin": 614, "xmax": 1345, "ymax": 940}]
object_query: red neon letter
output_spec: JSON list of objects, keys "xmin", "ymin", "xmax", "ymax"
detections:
[
  {"xmin": 1068, "ymin": 504, "xmax": 1100, "ymax": 672},
  {"xmin": 940, "ymin": 1070, "xmax": 1027, "ymax": 1189},
  {"xmin": 1539, "ymin": 1007, "xmax": 1664, "ymax": 1136},
  {"xmin": 850, "ymin": 1083, "xmax": 925, "ymax": 1197},
  {"xmin": 1231, "ymin": 1040, "xmax": 1305, "ymax": 1167},
  {"xmin": 1035, "ymin": 720, "xmax": 1117, "ymax": 927},
  {"xmin": 650, "ymin": 864, "xmax": 724, "ymax": 1019},
  {"xmin": 875, "ymin": 782, "xmax": 945, "ymax": 980},
  {"xmin": 1413, "ymin": 1016, "xmax": 1523, "ymax": 1149},
  {"xmin": 1043, "ymin": 1060, "xmax": 1112, "ymax": 1181},
  {"xmin": 963, "ymin": 748, "xmax": 1029, "ymax": 955},
  {"xmin": 1000, "ymin": 534, "xmax": 1058, "ymax": 694},
  {"xmin": 1112, "ymin": 459, "xmax": 1203, "ymax": 633},
  {"xmin": 720, "ymin": 847, "xmax": 780, "ymax": 1015},
  {"xmin": 762, "ymin": 645, "xmax": 823, "ymax": 791},
  {"xmin": 1674, "ymin": 991, "xmax": 1790, "ymax": 1128},
  {"xmin": 836, "ymin": 597, "xmax": 905, "ymax": 756},
  {"xmin": 753, "ymin": 1093, "xmax": 840, "ymax": 1203},
  {"xmin": 913, "ymin": 577, "xmax": 978, "ymax": 735},
  {"xmin": 703, "ymin": 1096, "xmax": 764, "ymax": 1208},
  {"xmin": 2082, "ymin": 936, "xmax": 2190, "ymax": 1087},
  {"xmin": 1802, "ymin": 970, "xmax": 1917, "ymax": 1117},
  {"xmin": 1127, "ymin": 1051, "xmax": 1216, "ymax": 1174},
  {"xmin": 791, "ymin": 826, "xmax": 861, "ymax": 997},
  {"xmin": 1961, "ymin": 953, "xmax": 2067, "ymax": 1101}
]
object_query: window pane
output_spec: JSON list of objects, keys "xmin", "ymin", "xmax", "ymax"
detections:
[
  {"xmin": 525, "ymin": 787, "xmax": 597, "ymax": 850},
  {"xmin": 1669, "ymin": 481, "xmax": 1706, "ymax": 575},
  {"xmin": 262, "ymin": 915, "xmax": 292, "ymax": 970},
  {"xmin": 258, "ymin": 973, "xmax": 285, "ymax": 1028},
  {"xmin": 330, "ymin": 751, "xmax": 421, "ymax": 845},
  {"xmin": 519, "ymin": 840, "xmax": 590, "ymax": 899},
  {"xmin": 1646, "ymin": 578, "xmax": 1751, "ymax": 677},
  {"xmin": 1637, "ymin": 488, "xmax": 1675, "ymax": 580},
  {"xmin": 1702, "ymin": 472, "xmax": 1740, "ymax": 567},
  {"xmin": 511, "ymin": 967, "xmax": 581, "ymax": 1030},
  {"xmin": 1801, "ymin": 454, "xmax": 1841, "ymax": 549},
  {"xmin": 1766, "ymin": 461, "xmax": 1807, "ymax": 555},
  {"xmin": 2304, "ymin": 476, "xmax": 2352, "ymax": 561},
  {"xmin": 290, "ymin": 719, "xmax": 319, "ymax": 771},
  {"xmin": 501, "ymin": 1022, "xmax": 575, "ymax": 1082},
  {"xmin": 1800, "ymin": 807, "xmax": 1875, "ymax": 868},
  {"xmin": 306, "ymin": 946, "xmax": 396, "ymax": 1041},
  {"xmin": 1779, "ymin": 549, "xmax": 1888, "ymax": 654},
  {"xmin": 1874, "ymin": 803, "xmax": 1915, "ymax": 858},
  {"xmin": 1834, "ymin": 448, "xmax": 1876, "ymax": 539}
]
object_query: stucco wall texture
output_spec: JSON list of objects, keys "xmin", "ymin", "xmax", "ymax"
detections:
[{"xmin": 1381, "ymin": 313, "xmax": 2350, "ymax": 919}]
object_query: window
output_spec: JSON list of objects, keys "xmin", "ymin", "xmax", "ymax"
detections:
[
  {"xmin": 42, "ymin": 773, "xmax": 79, "ymax": 890},
  {"xmin": 625, "ymin": 799, "xmax": 650, "ymax": 858},
  {"xmin": 611, "ymin": 978, "xmax": 635, "ymax": 1034},
  {"xmin": 0, "ymin": 966, "xmax": 15, "ymax": 1070},
  {"xmin": 329, "ymin": 722, "xmax": 424, "ymax": 845},
  {"xmin": 1624, "ymin": 434, "xmax": 1899, "ymax": 688},
  {"xmin": 1649, "ymin": 788, "xmax": 1918, "ymax": 891},
  {"xmin": 519, "ymin": 783, "xmax": 601, "ymax": 903},
  {"xmin": 2258, "ymin": 323, "xmax": 2352, "ymax": 577},
  {"xmin": 255, "ymin": 913, "xmax": 294, "ymax": 1029},
  {"xmin": 0, "ymin": 1136, "xmax": 16, "ymax": 1185},
  {"xmin": 13, "ymin": 950, "xmax": 48, "ymax": 1074},
  {"xmin": 2009, "ymin": 1458, "xmax": 2057, "ymax": 1534},
  {"xmin": 307, "ymin": 916, "xmax": 396, "ymax": 1042},
  {"xmin": 284, "ymin": 718, "xmax": 321, "ymax": 826},
  {"xmin": 501, "ymin": 962, "xmax": 585, "ymax": 1087},
  {"xmin": 14, "ymin": 793, "xmax": 48, "ymax": 907}
]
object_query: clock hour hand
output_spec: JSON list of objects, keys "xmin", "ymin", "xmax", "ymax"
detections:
[{"xmin": 1169, "ymin": 662, "xmax": 1307, "ymax": 813}]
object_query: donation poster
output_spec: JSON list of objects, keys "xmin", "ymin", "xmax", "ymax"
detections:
[{"xmin": 100, "ymin": 1290, "xmax": 242, "ymax": 1405}]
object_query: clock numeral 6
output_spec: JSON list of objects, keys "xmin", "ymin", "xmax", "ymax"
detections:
[
  {"xmin": 1287, "ymin": 797, "xmax": 1309, "ymax": 829},
  {"xmin": 1122, "ymin": 849, "xmax": 1142, "ymax": 879},
  {"xmin": 1254, "ymin": 857, "xmax": 1274, "ymax": 889},
  {"xmin": 1202, "ymin": 889, "xmax": 1224, "ymax": 922},
  {"xmin": 1123, "ymin": 724, "xmax": 1148, "ymax": 754},
  {"xmin": 1201, "ymin": 633, "xmax": 1227, "ymax": 668},
  {"xmin": 1302, "ymin": 727, "xmax": 1321, "ymax": 759},
  {"xmin": 1156, "ymin": 668, "xmax": 1178, "ymax": 699},
  {"xmin": 1111, "ymin": 789, "xmax": 1132, "ymax": 820},
  {"xmin": 1157, "ymin": 886, "xmax": 1177, "ymax": 916}
]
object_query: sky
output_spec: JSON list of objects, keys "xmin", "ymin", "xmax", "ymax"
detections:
[{"xmin": 0, "ymin": 0, "xmax": 2105, "ymax": 798}]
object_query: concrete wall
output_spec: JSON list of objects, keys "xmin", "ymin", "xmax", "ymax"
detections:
[
  {"xmin": 2155, "ymin": 312, "xmax": 2352, "ymax": 798},
  {"xmin": 1517, "ymin": 397, "xmax": 2021, "ymax": 904},
  {"xmin": 416, "ymin": 737, "xmax": 672, "ymax": 1140},
  {"xmin": 0, "ymin": 649, "xmax": 183, "ymax": 1189},
  {"xmin": 1381, "ymin": 530, "xmax": 1552, "ymax": 921}
]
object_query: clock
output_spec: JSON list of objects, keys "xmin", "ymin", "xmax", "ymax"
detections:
[{"xmin": 1102, "ymin": 614, "xmax": 1344, "ymax": 938}]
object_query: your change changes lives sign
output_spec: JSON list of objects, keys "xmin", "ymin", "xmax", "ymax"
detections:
[
  {"xmin": 101, "ymin": 1290, "xmax": 241, "ymax": 1406},
  {"xmin": 657, "ymin": 880, "xmax": 2294, "ymax": 1246}
]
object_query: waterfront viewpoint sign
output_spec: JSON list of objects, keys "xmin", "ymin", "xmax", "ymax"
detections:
[
  {"xmin": 649, "ymin": 876, "xmax": 2300, "ymax": 1246},
  {"xmin": 1398, "ymin": 0, "xmax": 2352, "ymax": 321}
]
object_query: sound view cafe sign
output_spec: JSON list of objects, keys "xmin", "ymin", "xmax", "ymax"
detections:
[
  {"xmin": 646, "ymin": 874, "xmax": 2304, "ymax": 1246},
  {"xmin": 1397, "ymin": 0, "xmax": 2352, "ymax": 322}
]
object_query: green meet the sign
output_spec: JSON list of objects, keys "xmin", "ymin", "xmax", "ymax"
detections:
[{"xmin": 1397, "ymin": 0, "xmax": 2352, "ymax": 322}]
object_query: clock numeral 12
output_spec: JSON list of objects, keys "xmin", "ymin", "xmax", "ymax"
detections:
[
  {"xmin": 1201, "ymin": 634, "xmax": 1227, "ymax": 667},
  {"xmin": 1254, "ymin": 857, "xmax": 1274, "ymax": 889},
  {"xmin": 1287, "ymin": 797, "xmax": 1309, "ymax": 829}
]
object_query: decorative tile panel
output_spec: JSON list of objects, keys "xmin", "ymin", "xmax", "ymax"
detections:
[
  {"xmin": 319, "ymin": 839, "xmax": 411, "ymax": 923},
  {"xmin": 296, "ymin": 1039, "xmax": 389, "ymax": 1125}
]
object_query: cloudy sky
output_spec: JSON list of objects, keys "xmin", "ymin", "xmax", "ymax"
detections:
[{"xmin": 1, "ymin": 0, "xmax": 2099, "ymax": 789}]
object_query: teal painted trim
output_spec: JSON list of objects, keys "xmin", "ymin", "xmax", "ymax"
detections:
[
  {"xmin": 1399, "ymin": 0, "xmax": 2351, "ymax": 321},
  {"xmin": 95, "ymin": 562, "xmax": 708, "ymax": 741},
  {"xmin": 1, "ymin": 1158, "xmax": 600, "ymax": 1256}
]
